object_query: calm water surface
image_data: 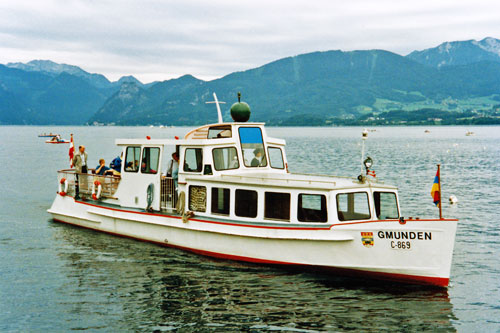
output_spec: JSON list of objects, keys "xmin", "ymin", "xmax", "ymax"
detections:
[{"xmin": 1, "ymin": 125, "xmax": 499, "ymax": 331}]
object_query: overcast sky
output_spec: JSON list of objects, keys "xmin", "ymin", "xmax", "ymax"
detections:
[{"xmin": 1, "ymin": 0, "xmax": 499, "ymax": 83}]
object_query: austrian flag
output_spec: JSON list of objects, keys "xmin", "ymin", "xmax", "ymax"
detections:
[{"xmin": 69, "ymin": 134, "xmax": 74, "ymax": 168}]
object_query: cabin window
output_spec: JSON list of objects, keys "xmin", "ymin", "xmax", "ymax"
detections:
[
  {"xmin": 298, "ymin": 194, "xmax": 327, "ymax": 222},
  {"xmin": 211, "ymin": 187, "xmax": 230, "ymax": 215},
  {"xmin": 184, "ymin": 148, "xmax": 203, "ymax": 172},
  {"xmin": 374, "ymin": 192, "xmax": 399, "ymax": 219},
  {"xmin": 208, "ymin": 125, "xmax": 232, "ymax": 139},
  {"xmin": 141, "ymin": 147, "xmax": 160, "ymax": 174},
  {"xmin": 189, "ymin": 185, "xmax": 206, "ymax": 212},
  {"xmin": 124, "ymin": 146, "xmax": 141, "ymax": 172},
  {"xmin": 213, "ymin": 147, "xmax": 239, "ymax": 170},
  {"xmin": 268, "ymin": 147, "xmax": 285, "ymax": 169},
  {"xmin": 235, "ymin": 189, "xmax": 258, "ymax": 218},
  {"xmin": 265, "ymin": 192, "xmax": 290, "ymax": 221},
  {"xmin": 239, "ymin": 127, "xmax": 267, "ymax": 167},
  {"xmin": 336, "ymin": 192, "xmax": 371, "ymax": 221}
]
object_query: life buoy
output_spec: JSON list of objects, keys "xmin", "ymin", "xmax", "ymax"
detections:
[
  {"xmin": 146, "ymin": 183, "xmax": 154, "ymax": 211},
  {"xmin": 59, "ymin": 177, "xmax": 68, "ymax": 196},
  {"xmin": 92, "ymin": 180, "xmax": 102, "ymax": 200}
]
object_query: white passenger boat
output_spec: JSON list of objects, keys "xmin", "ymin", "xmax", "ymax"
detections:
[{"xmin": 48, "ymin": 93, "xmax": 458, "ymax": 287}]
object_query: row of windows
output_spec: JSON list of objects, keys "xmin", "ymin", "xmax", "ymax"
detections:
[
  {"xmin": 183, "ymin": 146, "xmax": 284, "ymax": 173},
  {"xmin": 189, "ymin": 186, "xmax": 399, "ymax": 223},
  {"xmin": 124, "ymin": 127, "xmax": 283, "ymax": 175},
  {"xmin": 189, "ymin": 186, "xmax": 328, "ymax": 223},
  {"xmin": 123, "ymin": 144, "xmax": 283, "ymax": 175}
]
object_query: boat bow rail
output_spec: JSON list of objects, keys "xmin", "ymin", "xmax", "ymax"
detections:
[{"xmin": 57, "ymin": 169, "xmax": 120, "ymax": 199}]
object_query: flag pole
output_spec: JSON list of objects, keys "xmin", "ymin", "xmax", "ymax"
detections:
[{"xmin": 437, "ymin": 164, "xmax": 442, "ymax": 219}]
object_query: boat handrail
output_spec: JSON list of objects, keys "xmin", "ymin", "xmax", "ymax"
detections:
[{"xmin": 57, "ymin": 170, "xmax": 121, "ymax": 198}]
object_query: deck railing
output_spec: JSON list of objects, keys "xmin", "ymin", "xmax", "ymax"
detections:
[
  {"xmin": 160, "ymin": 176, "xmax": 177, "ymax": 211},
  {"xmin": 57, "ymin": 169, "xmax": 120, "ymax": 199}
]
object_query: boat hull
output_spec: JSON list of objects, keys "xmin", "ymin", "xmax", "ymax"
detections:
[
  {"xmin": 48, "ymin": 195, "xmax": 457, "ymax": 287},
  {"xmin": 45, "ymin": 141, "xmax": 69, "ymax": 144}
]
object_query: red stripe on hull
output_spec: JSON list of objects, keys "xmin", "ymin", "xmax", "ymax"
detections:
[{"xmin": 51, "ymin": 217, "xmax": 449, "ymax": 287}]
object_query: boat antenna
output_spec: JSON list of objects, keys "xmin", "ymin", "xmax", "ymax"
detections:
[{"xmin": 206, "ymin": 92, "xmax": 226, "ymax": 124}]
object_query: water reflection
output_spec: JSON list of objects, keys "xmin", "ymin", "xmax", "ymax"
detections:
[{"xmin": 52, "ymin": 222, "xmax": 456, "ymax": 331}]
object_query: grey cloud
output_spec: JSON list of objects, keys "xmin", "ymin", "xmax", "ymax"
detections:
[{"xmin": 1, "ymin": 0, "xmax": 500, "ymax": 82}]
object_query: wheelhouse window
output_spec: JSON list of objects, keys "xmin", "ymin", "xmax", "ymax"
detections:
[
  {"xmin": 141, "ymin": 147, "xmax": 160, "ymax": 174},
  {"xmin": 336, "ymin": 192, "xmax": 371, "ymax": 221},
  {"xmin": 184, "ymin": 148, "xmax": 203, "ymax": 172},
  {"xmin": 374, "ymin": 192, "xmax": 399, "ymax": 219},
  {"xmin": 211, "ymin": 187, "xmax": 230, "ymax": 215},
  {"xmin": 124, "ymin": 146, "xmax": 141, "ymax": 172},
  {"xmin": 213, "ymin": 147, "xmax": 239, "ymax": 170},
  {"xmin": 268, "ymin": 147, "xmax": 284, "ymax": 169},
  {"xmin": 189, "ymin": 185, "xmax": 206, "ymax": 212},
  {"xmin": 265, "ymin": 192, "xmax": 290, "ymax": 221},
  {"xmin": 239, "ymin": 127, "xmax": 267, "ymax": 167},
  {"xmin": 235, "ymin": 189, "xmax": 257, "ymax": 218},
  {"xmin": 208, "ymin": 125, "xmax": 232, "ymax": 139},
  {"xmin": 298, "ymin": 194, "xmax": 327, "ymax": 222}
]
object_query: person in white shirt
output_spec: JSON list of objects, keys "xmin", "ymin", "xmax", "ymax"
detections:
[{"xmin": 167, "ymin": 152, "xmax": 179, "ymax": 189}]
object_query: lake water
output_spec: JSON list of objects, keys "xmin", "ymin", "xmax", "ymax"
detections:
[{"xmin": 1, "ymin": 125, "xmax": 499, "ymax": 331}]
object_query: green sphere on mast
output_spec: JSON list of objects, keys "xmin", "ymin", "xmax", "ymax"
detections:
[{"xmin": 230, "ymin": 92, "xmax": 251, "ymax": 122}]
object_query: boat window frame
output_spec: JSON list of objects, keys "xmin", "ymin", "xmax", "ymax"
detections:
[
  {"xmin": 238, "ymin": 127, "xmax": 268, "ymax": 168},
  {"xmin": 336, "ymin": 191, "xmax": 371, "ymax": 221},
  {"xmin": 264, "ymin": 191, "xmax": 291, "ymax": 221},
  {"xmin": 267, "ymin": 146, "xmax": 285, "ymax": 169},
  {"xmin": 211, "ymin": 187, "xmax": 230, "ymax": 215},
  {"xmin": 212, "ymin": 146, "xmax": 239, "ymax": 171},
  {"xmin": 208, "ymin": 125, "xmax": 232, "ymax": 139},
  {"xmin": 124, "ymin": 146, "xmax": 141, "ymax": 173},
  {"xmin": 189, "ymin": 185, "xmax": 206, "ymax": 212},
  {"xmin": 374, "ymin": 191, "xmax": 400, "ymax": 220},
  {"xmin": 183, "ymin": 147, "xmax": 203, "ymax": 173},
  {"xmin": 141, "ymin": 147, "xmax": 160, "ymax": 174},
  {"xmin": 297, "ymin": 193, "xmax": 328, "ymax": 223},
  {"xmin": 235, "ymin": 189, "xmax": 258, "ymax": 218}
]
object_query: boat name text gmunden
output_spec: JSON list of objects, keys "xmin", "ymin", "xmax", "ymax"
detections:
[{"xmin": 377, "ymin": 231, "xmax": 432, "ymax": 240}]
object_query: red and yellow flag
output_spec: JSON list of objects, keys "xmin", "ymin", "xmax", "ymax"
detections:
[{"xmin": 431, "ymin": 168, "xmax": 440, "ymax": 207}]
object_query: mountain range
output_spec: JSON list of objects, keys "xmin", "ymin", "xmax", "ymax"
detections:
[{"xmin": 1, "ymin": 37, "xmax": 500, "ymax": 125}]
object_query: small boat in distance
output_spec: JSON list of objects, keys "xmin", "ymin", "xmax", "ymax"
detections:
[
  {"xmin": 38, "ymin": 133, "xmax": 58, "ymax": 137},
  {"xmin": 48, "ymin": 93, "xmax": 458, "ymax": 287},
  {"xmin": 466, "ymin": 130, "xmax": 475, "ymax": 136},
  {"xmin": 46, "ymin": 135, "xmax": 69, "ymax": 144}
]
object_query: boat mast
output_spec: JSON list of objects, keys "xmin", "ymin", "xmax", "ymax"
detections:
[
  {"xmin": 206, "ymin": 93, "xmax": 226, "ymax": 124},
  {"xmin": 360, "ymin": 128, "xmax": 368, "ymax": 175},
  {"xmin": 437, "ymin": 164, "xmax": 443, "ymax": 219}
]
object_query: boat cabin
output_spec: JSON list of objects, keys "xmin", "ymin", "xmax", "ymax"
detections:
[{"xmin": 102, "ymin": 122, "xmax": 400, "ymax": 225}]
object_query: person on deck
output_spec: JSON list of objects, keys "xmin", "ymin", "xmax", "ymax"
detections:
[
  {"xmin": 166, "ymin": 152, "xmax": 179, "ymax": 189},
  {"xmin": 72, "ymin": 145, "xmax": 88, "ymax": 199},
  {"xmin": 96, "ymin": 158, "xmax": 114, "ymax": 175},
  {"xmin": 110, "ymin": 153, "xmax": 122, "ymax": 173}
]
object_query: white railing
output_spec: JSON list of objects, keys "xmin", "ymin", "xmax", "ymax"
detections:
[{"xmin": 57, "ymin": 169, "xmax": 120, "ymax": 199}]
